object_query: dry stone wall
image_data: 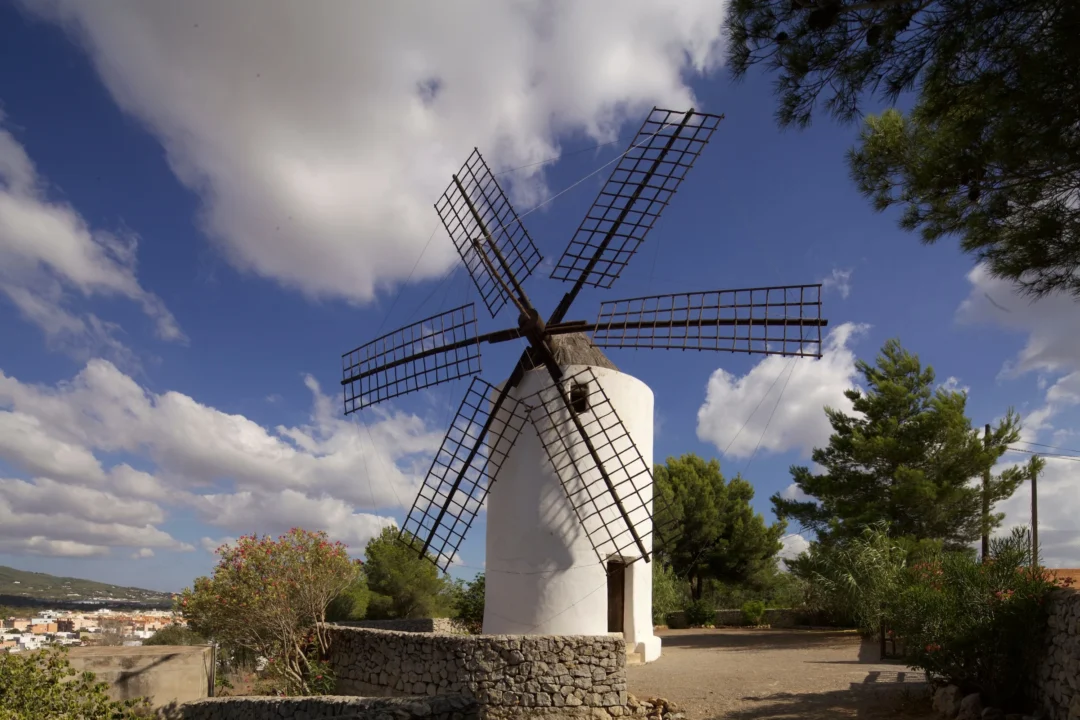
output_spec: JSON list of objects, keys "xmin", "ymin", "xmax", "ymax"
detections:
[
  {"xmin": 180, "ymin": 695, "xmax": 477, "ymax": 720},
  {"xmin": 713, "ymin": 609, "xmax": 797, "ymax": 628},
  {"xmin": 1036, "ymin": 588, "xmax": 1080, "ymax": 720},
  {"xmin": 325, "ymin": 625, "xmax": 626, "ymax": 719}
]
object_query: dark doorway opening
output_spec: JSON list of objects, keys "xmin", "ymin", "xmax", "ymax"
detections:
[{"xmin": 607, "ymin": 559, "xmax": 626, "ymax": 633}]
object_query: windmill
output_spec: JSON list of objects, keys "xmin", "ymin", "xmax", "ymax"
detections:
[{"xmin": 341, "ymin": 107, "xmax": 828, "ymax": 657}]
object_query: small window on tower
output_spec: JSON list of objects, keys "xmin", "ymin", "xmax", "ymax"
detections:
[{"xmin": 569, "ymin": 381, "xmax": 590, "ymax": 415}]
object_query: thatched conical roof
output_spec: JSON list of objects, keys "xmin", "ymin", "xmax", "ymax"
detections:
[{"xmin": 547, "ymin": 332, "xmax": 617, "ymax": 370}]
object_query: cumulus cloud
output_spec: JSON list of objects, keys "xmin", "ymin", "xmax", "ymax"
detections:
[
  {"xmin": 957, "ymin": 264, "xmax": 1080, "ymax": 377},
  {"xmin": 0, "ymin": 121, "xmax": 183, "ymax": 361},
  {"xmin": 777, "ymin": 533, "xmax": 810, "ymax": 570},
  {"xmin": 696, "ymin": 323, "xmax": 868, "ymax": 459},
  {"xmin": 132, "ymin": 548, "xmax": 155, "ymax": 560},
  {"xmin": 0, "ymin": 360, "xmax": 443, "ymax": 558},
  {"xmin": 820, "ymin": 268, "xmax": 853, "ymax": 299},
  {"xmin": 21, "ymin": 0, "xmax": 728, "ymax": 303}
]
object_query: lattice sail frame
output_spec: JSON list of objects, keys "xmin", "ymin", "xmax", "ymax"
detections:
[
  {"xmin": 550, "ymin": 108, "xmax": 724, "ymax": 291},
  {"xmin": 527, "ymin": 367, "xmax": 680, "ymax": 566},
  {"xmin": 342, "ymin": 304, "xmax": 481, "ymax": 414},
  {"xmin": 592, "ymin": 284, "xmax": 824, "ymax": 357},
  {"xmin": 435, "ymin": 149, "xmax": 543, "ymax": 319},
  {"xmin": 400, "ymin": 377, "xmax": 530, "ymax": 572}
]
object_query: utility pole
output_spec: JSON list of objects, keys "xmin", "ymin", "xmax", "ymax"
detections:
[
  {"xmin": 1031, "ymin": 456, "xmax": 1040, "ymax": 569},
  {"xmin": 981, "ymin": 423, "xmax": 991, "ymax": 563}
]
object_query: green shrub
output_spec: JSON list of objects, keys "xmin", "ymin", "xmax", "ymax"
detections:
[
  {"xmin": 741, "ymin": 600, "xmax": 767, "ymax": 625},
  {"xmin": 684, "ymin": 599, "xmax": 715, "ymax": 626},
  {"xmin": 787, "ymin": 522, "xmax": 911, "ymax": 635},
  {"xmin": 143, "ymin": 623, "xmax": 205, "ymax": 646},
  {"xmin": 326, "ymin": 574, "xmax": 371, "ymax": 622},
  {"xmin": 890, "ymin": 527, "xmax": 1065, "ymax": 710},
  {"xmin": 651, "ymin": 562, "xmax": 685, "ymax": 624},
  {"xmin": 454, "ymin": 573, "xmax": 485, "ymax": 634},
  {"xmin": 0, "ymin": 645, "xmax": 152, "ymax": 719}
]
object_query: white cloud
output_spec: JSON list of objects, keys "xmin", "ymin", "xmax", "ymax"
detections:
[
  {"xmin": 0, "ymin": 360, "xmax": 441, "ymax": 558},
  {"xmin": 0, "ymin": 537, "xmax": 110, "ymax": 558},
  {"xmin": 957, "ymin": 264, "xmax": 1080, "ymax": 377},
  {"xmin": 132, "ymin": 548, "xmax": 155, "ymax": 559},
  {"xmin": 821, "ymin": 268, "xmax": 853, "ymax": 299},
  {"xmin": 777, "ymin": 533, "xmax": 810, "ymax": 570},
  {"xmin": 191, "ymin": 491, "xmax": 396, "ymax": 555},
  {"xmin": 779, "ymin": 482, "xmax": 811, "ymax": 502},
  {"xmin": 994, "ymin": 456, "xmax": 1080, "ymax": 569},
  {"xmin": 939, "ymin": 376, "xmax": 971, "ymax": 395},
  {"xmin": 22, "ymin": 0, "xmax": 728, "ymax": 303},
  {"xmin": 0, "ymin": 121, "xmax": 183, "ymax": 361},
  {"xmin": 696, "ymin": 323, "xmax": 868, "ymax": 459}
]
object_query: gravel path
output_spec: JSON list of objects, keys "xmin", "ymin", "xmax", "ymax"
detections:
[{"xmin": 627, "ymin": 628, "xmax": 936, "ymax": 720}]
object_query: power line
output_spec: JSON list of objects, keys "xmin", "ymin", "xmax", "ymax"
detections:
[
  {"xmin": 494, "ymin": 137, "xmax": 626, "ymax": 176},
  {"xmin": 1008, "ymin": 447, "xmax": 1080, "ymax": 462},
  {"xmin": 1012, "ymin": 439, "xmax": 1080, "ymax": 456},
  {"xmin": 742, "ymin": 357, "xmax": 799, "ymax": 476}
]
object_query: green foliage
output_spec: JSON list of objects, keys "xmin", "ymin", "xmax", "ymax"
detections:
[
  {"xmin": 728, "ymin": 0, "xmax": 1080, "ymax": 299},
  {"xmin": 363, "ymin": 527, "xmax": 457, "ymax": 619},
  {"xmin": 326, "ymin": 572, "xmax": 370, "ymax": 622},
  {"xmin": 655, "ymin": 454, "xmax": 786, "ymax": 600},
  {"xmin": 788, "ymin": 523, "xmax": 911, "ymax": 635},
  {"xmin": 684, "ymin": 599, "xmax": 715, "ymax": 627},
  {"xmin": 143, "ymin": 623, "xmax": 205, "ymax": 646},
  {"xmin": 774, "ymin": 339, "xmax": 1024, "ymax": 548},
  {"xmin": 891, "ymin": 527, "xmax": 1069, "ymax": 709},
  {"xmin": 704, "ymin": 564, "xmax": 808, "ymax": 610},
  {"xmin": 651, "ymin": 562, "xmax": 687, "ymax": 624},
  {"xmin": 453, "ymin": 573, "xmax": 485, "ymax": 634},
  {"xmin": 741, "ymin": 600, "xmax": 767, "ymax": 625},
  {"xmin": 0, "ymin": 645, "xmax": 152, "ymax": 719},
  {"xmin": 177, "ymin": 528, "xmax": 360, "ymax": 696}
]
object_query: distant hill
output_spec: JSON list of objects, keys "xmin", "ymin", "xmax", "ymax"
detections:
[{"xmin": 0, "ymin": 565, "xmax": 172, "ymax": 608}]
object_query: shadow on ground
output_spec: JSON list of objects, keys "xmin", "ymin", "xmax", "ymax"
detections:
[{"xmin": 717, "ymin": 681, "xmax": 934, "ymax": 720}]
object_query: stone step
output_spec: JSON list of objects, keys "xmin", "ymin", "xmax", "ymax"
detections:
[{"xmin": 625, "ymin": 649, "xmax": 644, "ymax": 666}]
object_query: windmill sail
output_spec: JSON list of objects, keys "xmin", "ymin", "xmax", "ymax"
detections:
[
  {"xmin": 436, "ymin": 149, "xmax": 542, "ymax": 319},
  {"xmin": 400, "ymin": 377, "xmax": 530, "ymax": 572},
  {"xmin": 591, "ymin": 285, "xmax": 827, "ymax": 357},
  {"xmin": 548, "ymin": 108, "xmax": 724, "ymax": 309},
  {"xmin": 528, "ymin": 367, "xmax": 679, "ymax": 566},
  {"xmin": 342, "ymin": 304, "xmax": 481, "ymax": 414}
]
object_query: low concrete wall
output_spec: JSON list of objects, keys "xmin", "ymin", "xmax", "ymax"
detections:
[
  {"xmin": 325, "ymin": 625, "xmax": 626, "ymax": 718},
  {"xmin": 180, "ymin": 694, "xmax": 478, "ymax": 720},
  {"xmin": 67, "ymin": 645, "xmax": 212, "ymax": 707},
  {"xmin": 334, "ymin": 618, "xmax": 468, "ymax": 635},
  {"xmin": 1036, "ymin": 588, "xmax": 1080, "ymax": 720}
]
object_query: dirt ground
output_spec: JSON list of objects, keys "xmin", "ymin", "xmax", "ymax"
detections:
[{"xmin": 627, "ymin": 628, "xmax": 937, "ymax": 720}]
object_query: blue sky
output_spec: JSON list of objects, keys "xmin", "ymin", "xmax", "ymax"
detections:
[{"xmin": 1, "ymin": 2, "xmax": 1078, "ymax": 593}]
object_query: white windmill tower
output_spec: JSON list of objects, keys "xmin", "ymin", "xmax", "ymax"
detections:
[{"xmin": 340, "ymin": 107, "xmax": 828, "ymax": 662}]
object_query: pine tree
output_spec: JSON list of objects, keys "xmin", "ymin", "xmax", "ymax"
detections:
[
  {"xmin": 772, "ymin": 339, "xmax": 1024, "ymax": 548},
  {"xmin": 728, "ymin": 0, "xmax": 1080, "ymax": 298},
  {"xmin": 655, "ymin": 453, "xmax": 786, "ymax": 600}
]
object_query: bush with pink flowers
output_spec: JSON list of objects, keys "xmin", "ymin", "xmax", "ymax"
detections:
[{"xmin": 176, "ymin": 528, "xmax": 361, "ymax": 696}]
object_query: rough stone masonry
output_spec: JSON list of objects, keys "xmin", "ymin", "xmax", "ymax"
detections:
[
  {"xmin": 1036, "ymin": 588, "xmax": 1080, "ymax": 720},
  {"xmin": 324, "ymin": 625, "xmax": 628, "ymax": 719}
]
